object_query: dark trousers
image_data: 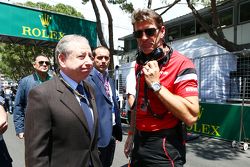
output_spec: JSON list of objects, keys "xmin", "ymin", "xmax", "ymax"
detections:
[
  {"xmin": 0, "ymin": 139, "xmax": 12, "ymax": 167},
  {"xmin": 131, "ymin": 125, "xmax": 186, "ymax": 167},
  {"xmin": 98, "ymin": 136, "xmax": 116, "ymax": 167},
  {"xmin": 4, "ymin": 98, "xmax": 10, "ymax": 112}
]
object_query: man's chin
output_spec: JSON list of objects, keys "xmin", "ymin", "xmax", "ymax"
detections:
[
  {"xmin": 39, "ymin": 70, "xmax": 48, "ymax": 73},
  {"xmin": 141, "ymin": 48, "xmax": 154, "ymax": 55}
]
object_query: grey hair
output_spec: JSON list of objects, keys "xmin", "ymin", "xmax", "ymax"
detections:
[
  {"xmin": 131, "ymin": 8, "xmax": 163, "ymax": 29},
  {"xmin": 55, "ymin": 34, "xmax": 89, "ymax": 57},
  {"xmin": 55, "ymin": 34, "xmax": 89, "ymax": 65}
]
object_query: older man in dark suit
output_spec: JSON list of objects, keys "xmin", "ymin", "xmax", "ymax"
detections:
[{"xmin": 24, "ymin": 35, "xmax": 102, "ymax": 167}]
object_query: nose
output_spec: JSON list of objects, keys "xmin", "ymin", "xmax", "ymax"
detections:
[
  {"xmin": 85, "ymin": 54, "xmax": 93, "ymax": 66},
  {"xmin": 101, "ymin": 57, "xmax": 106, "ymax": 61},
  {"xmin": 141, "ymin": 32, "xmax": 149, "ymax": 40}
]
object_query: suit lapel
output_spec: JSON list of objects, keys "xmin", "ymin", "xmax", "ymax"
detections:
[
  {"xmin": 55, "ymin": 76, "xmax": 91, "ymax": 137},
  {"xmin": 91, "ymin": 72, "xmax": 112, "ymax": 102}
]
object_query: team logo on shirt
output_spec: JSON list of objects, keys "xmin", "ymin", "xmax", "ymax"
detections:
[
  {"xmin": 160, "ymin": 71, "xmax": 169, "ymax": 75},
  {"xmin": 185, "ymin": 87, "xmax": 198, "ymax": 92}
]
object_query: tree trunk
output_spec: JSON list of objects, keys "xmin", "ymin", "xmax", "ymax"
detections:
[
  {"xmin": 148, "ymin": 0, "xmax": 152, "ymax": 9},
  {"xmin": 186, "ymin": 0, "xmax": 244, "ymax": 52},
  {"xmin": 210, "ymin": 0, "xmax": 225, "ymax": 39},
  {"xmin": 90, "ymin": 0, "xmax": 108, "ymax": 48},
  {"xmin": 159, "ymin": 0, "xmax": 181, "ymax": 15},
  {"xmin": 100, "ymin": 0, "xmax": 114, "ymax": 70}
]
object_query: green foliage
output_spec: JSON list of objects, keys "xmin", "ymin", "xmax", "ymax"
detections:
[
  {"xmin": 18, "ymin": 1, "xmax": 53, "ymax": 10},
  {"xmin": 54, "ymin": 3, "xmax": 83, "ymax": 18},
  {"xmin": 190, "ymin": 0, "xmax": 227, "ymax": 7},
  {"xmin": 18, "ymin": 1, "xmax": 83, "ymax": 18},
  {"xmin": 82, "ymin": 0, "xmax": 134, "ymax": 13},
  {"xmin": 119, "ymin": 2, "xmax": 134, "ymax": 13},
  {"xmin": 108, "ymin": 0, "xmax": 134, "ymax": 13},
  {"xmin": 0, "ymin": 1, "xmax": 83, "ymax": 81}
]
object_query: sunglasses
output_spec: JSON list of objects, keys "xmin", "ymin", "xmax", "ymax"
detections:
[
  {"xmin": 38, "ymin": 61, "xmax": 50, "ymax": 66},
  {"xmin": 133, "ymin": 28, "xmax": 157, "ymax": 38}
]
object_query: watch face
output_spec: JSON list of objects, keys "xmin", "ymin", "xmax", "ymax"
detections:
[{"xmin": 152, "ymin": 82, "xmax": 161, "ymax": 92}]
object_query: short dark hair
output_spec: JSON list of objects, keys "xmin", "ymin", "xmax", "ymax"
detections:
[
  {"xmin": 33, "ymin": 54, "xmax": 48, "ymax": 62},
  {"xmin": 92, "ymin": 46, "xmax": 110, "ymax": 57},
  {"xmin": 131, "ymin": 9, "xmax": 163, "ymax": 29}
]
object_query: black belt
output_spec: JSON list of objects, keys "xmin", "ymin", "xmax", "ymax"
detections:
[{"xmin": 136, "ymin": 125, "xmax": 180, "ymax": 138}]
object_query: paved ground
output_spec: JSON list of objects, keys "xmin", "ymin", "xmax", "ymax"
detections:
[
  {"xmin": 3, "ymin": 113, "xmax": 250, "ymax": 167},
  {"xmin": 4, "ymin": 113, "xmax": 25, "ymax": 167}
]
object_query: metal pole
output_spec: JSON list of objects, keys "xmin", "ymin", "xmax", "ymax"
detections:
[{"xmin": 239, "ymin": 78, "xmax": 246, "ymax": 142}]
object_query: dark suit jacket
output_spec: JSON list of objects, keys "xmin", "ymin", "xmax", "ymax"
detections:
[
  {"xmin": 86, "ymin": 70, "xmax": 122, "ymax": 148},
  {"xmin": 24, "ymin": 76, "xmax": 102, "ymax": 167}
]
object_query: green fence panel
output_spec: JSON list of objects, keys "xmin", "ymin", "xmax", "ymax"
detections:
[{"xmin": 187, "ymin": 102, "xmax": 250, "ymax": 141}]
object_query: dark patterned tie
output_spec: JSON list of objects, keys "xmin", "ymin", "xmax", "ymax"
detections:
[
  {"xmin": 103, "ymin": 75, "xmax": 110, "ymax": 97},
  {"xmin": 104, "ymin": 77, "xmax": 110, "ymax": 97},
  {"xmin": 76, "ymin": 84, "xmax": 94, "ymax": 135}
]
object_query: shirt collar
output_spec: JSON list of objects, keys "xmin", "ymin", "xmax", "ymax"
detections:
[
  {"xmin": 59, "ymin": 71, "xmax": 81, "ymax": 90},
  {"xmin": 93, "ymin": 67, "xmax": 108, "ymax": 81},
  {"xmin": 34, "ymin": 72, "xmax": 51, "ymax": 83}
]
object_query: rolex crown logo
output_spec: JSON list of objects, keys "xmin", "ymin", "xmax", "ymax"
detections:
[
  {"xmin": 39, "ymin": 13, "xmax": 51, "ymax": 27},
  {"xmin": 197, "ymin": 106, "xmax": 204, "ymax": 121}
]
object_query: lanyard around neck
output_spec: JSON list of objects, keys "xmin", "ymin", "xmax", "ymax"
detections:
[{"xmin": 58, "ymin": 75, "xmax": 91, "ymax": 105}]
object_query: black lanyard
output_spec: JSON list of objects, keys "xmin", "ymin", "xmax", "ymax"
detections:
[{"xmin": 143, "ymin": 83, "xmax": 166, "ymax": 119}]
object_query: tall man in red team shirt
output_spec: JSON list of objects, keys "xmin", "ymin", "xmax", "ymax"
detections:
[{"xmin": 124, "ymin": 9, "xmax": 199, "ymax": 167}]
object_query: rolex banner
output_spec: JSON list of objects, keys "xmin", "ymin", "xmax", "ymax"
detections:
[
  {"xmin": 0, "ymin": 2, "xmax": 97, "ymax": 47},
  {"xmin": 187, "ymin": 102, "xmax": 250, "ymax": 141}
]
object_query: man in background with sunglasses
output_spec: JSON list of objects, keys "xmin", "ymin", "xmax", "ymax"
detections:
[
  {"xmin": 124, "ymin": 9, "xmax": 199, "ymax": 167},
  {"xmin": 13, "ymin": 54, "xmax": 52, "ymax": 139}
]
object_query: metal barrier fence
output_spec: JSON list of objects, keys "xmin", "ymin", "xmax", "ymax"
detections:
[
  {"xmin": 194, "ymin": 49, "xmax": 250, "ymax": 103},
  {"xmin": 111, "ymin": 49, "xmax": 250, "ymax": 104}
]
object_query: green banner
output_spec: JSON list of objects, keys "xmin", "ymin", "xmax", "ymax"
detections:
[
  {"xmin": 187, "ymin": 102, "xmax": 250, "ymax": 141},
  {"xmin": 0, "ymin": 2, "xmax": 97, "ymax": 47}
]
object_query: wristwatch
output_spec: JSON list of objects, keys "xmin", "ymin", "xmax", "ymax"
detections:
[{"xmin": 151, "ymin": 82, "xmax": 161, "ymax": 92}]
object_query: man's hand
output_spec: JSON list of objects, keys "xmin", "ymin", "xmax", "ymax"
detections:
[
  {"xmin": 17, "ymin": 132, "xmax": 24, "ymax": 139},
  {"xmin": 124, "ymin": 134, "xmax": 133, "ymax": 158},
  {"xmin": 142, "ymin": 60, "xmax": 160, "ymax": 87}
]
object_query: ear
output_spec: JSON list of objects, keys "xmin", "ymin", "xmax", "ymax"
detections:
[
  {"xmin": 58, "ymin": 53, "xmax": 66, "ymax": 67},
  {"xmin": 32, "ymin": 61, "xmax": 36, "ymax": 68},
  {"xmin": 160, "ymin": 26, "xmax": 165, "ymax": 39}
]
